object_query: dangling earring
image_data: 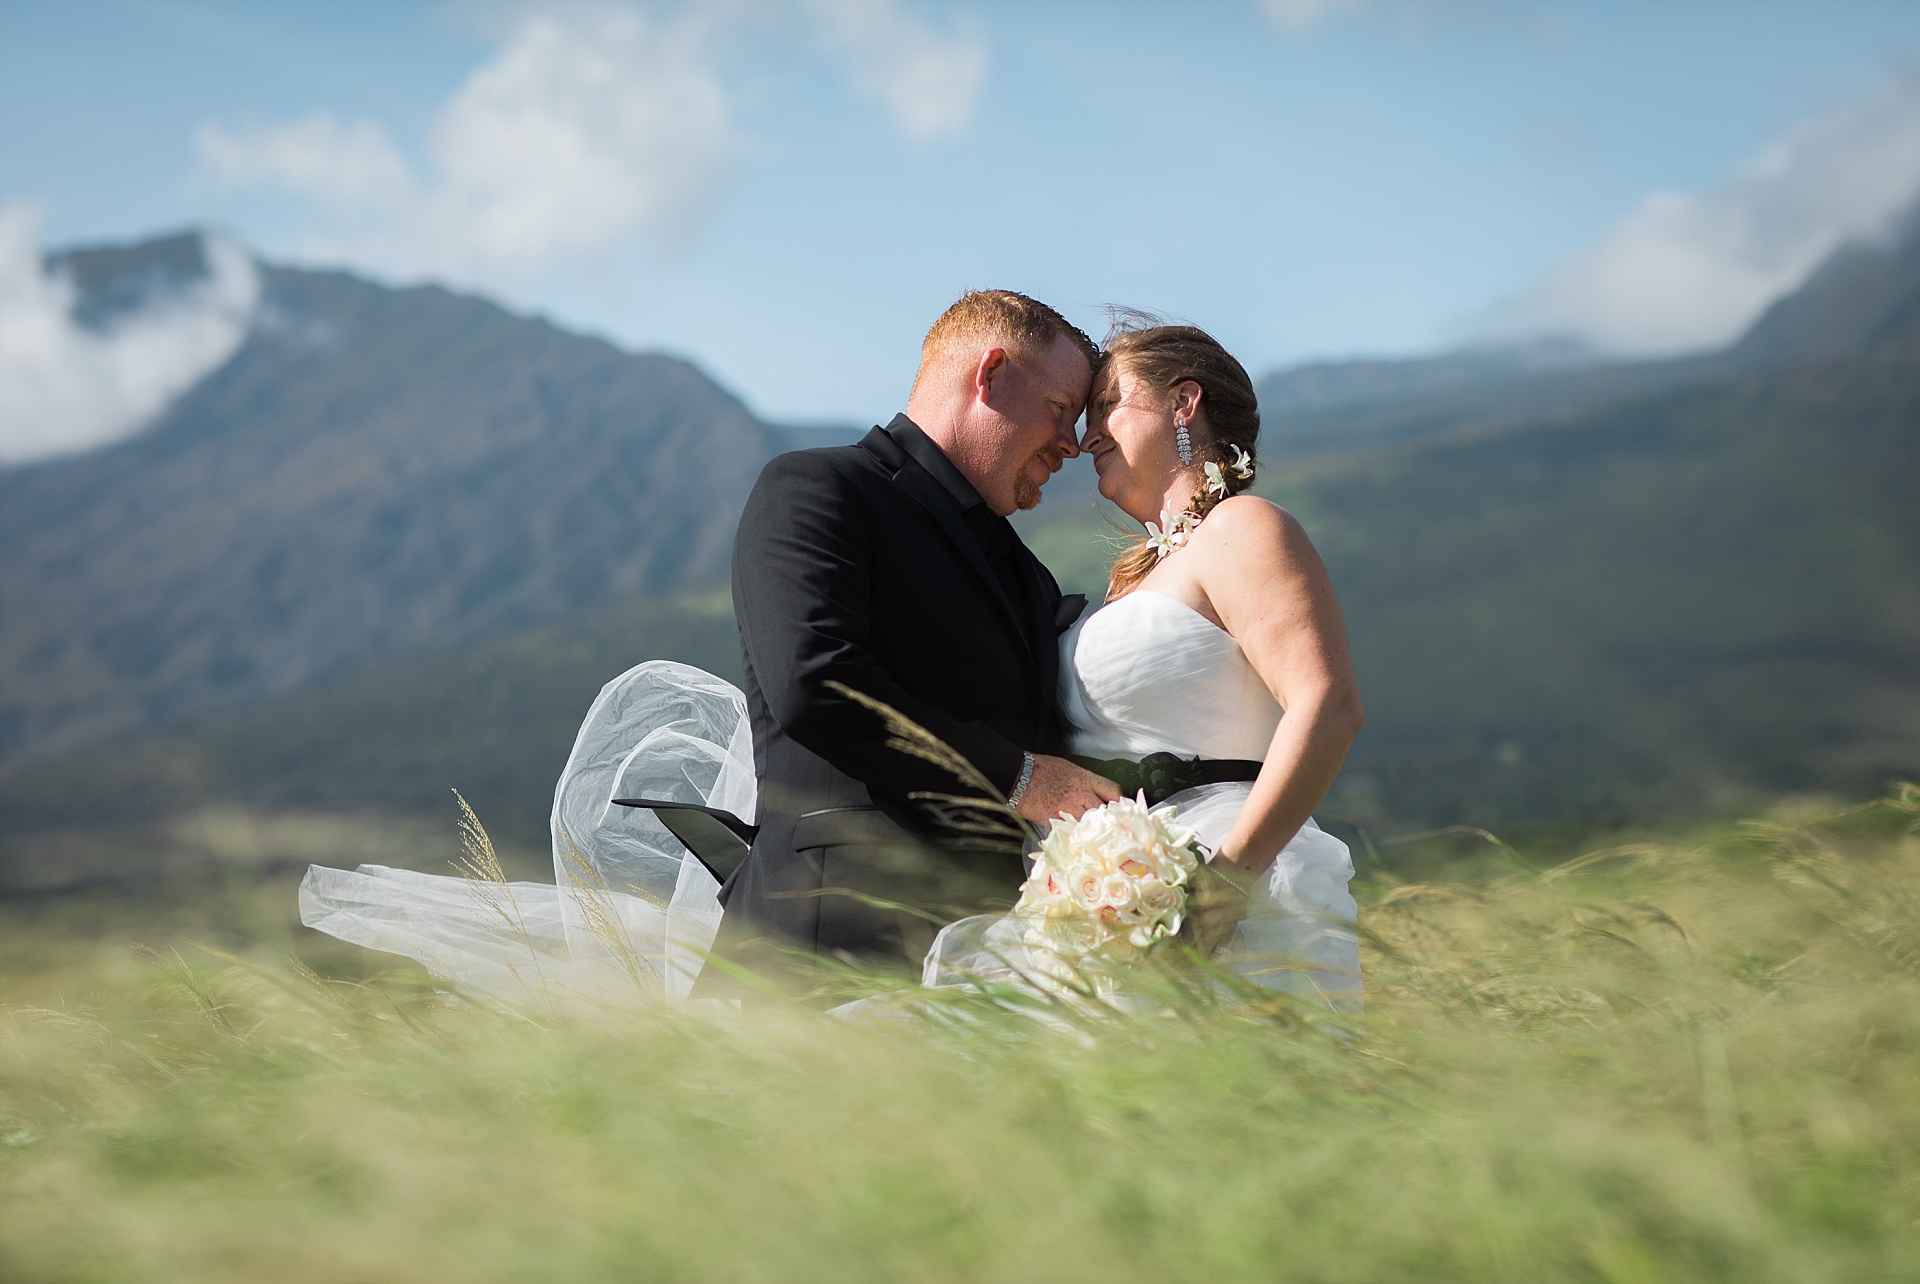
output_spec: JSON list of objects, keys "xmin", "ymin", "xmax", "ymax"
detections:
[{"xmin": 1174, "ymin": 416, "xmax": 1193, "ymax": 466}]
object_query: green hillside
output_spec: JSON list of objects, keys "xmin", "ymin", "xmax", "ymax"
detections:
[
  {"xmin": 4, "ymin": 221, "xmax": 1917, "ymax": 889},
  {"xmin": 1308, "ymin": 345, "xmax": 1919, "ymax": 826},
  {"xmin": 0, "ymin": 234, "xmax": 781, "ymax": 766},
  {"xmin": 0, "ymin": 591, "xmax": 741, "ymax": 890},
  {"xmin": 9, "ymin": 337, "xmax": 1911, "ymax": 873},
  {"xmin": 1016, "ymin": 345, "xmax": 1920, "ymax": 831}
]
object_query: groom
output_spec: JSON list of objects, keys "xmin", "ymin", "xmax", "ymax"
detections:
[{"xmin": 699, "ymin": 290, "xmax": 1121, "ymax": 992}]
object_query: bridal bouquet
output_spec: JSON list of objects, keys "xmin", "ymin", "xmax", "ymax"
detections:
[{"xmin": 1012, "ymin": 795, "xmax": 1204, "ymax": 990}]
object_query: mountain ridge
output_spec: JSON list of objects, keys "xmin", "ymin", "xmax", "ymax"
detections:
[
  {"xmin": 1, "ymin": 238, "xmax": 783, "ymax": 764},
  {"xmin": 1250, "ymin": 197, "xmax": 1920, "ymax": 457},
  {"xmin": 2, "ymin": 217, "xmax": 1917, "ymax": 864}
]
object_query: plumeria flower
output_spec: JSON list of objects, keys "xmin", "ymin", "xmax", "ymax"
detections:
[
  {"xmin": 1203, "ymin": 460, "xmax": 1229, "ymax": 498},
  {"xmin": 1145, "ymin": 509, "xmax": 1195, "ymax": 559},
  {"xmin": 1228, "ymin": 443, "xmax": 1256, "ymax": 479}
]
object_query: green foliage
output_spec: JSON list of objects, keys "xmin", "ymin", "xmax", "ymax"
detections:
[{"xmin": 3, "ymin": 791, "xmax": 1916, "ymax": 1281}]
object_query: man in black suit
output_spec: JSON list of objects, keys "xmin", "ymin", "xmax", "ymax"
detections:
[{"xmin": 702, "ymin": 290, "xmax": 1120, "ymax": 992}]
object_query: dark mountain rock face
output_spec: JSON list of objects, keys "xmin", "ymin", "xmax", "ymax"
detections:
[
  {"xmin": 0, "ymin": 238, "xmax": 782, "ymax": 764},
  {"xmin": 49, "ymin": 230, "xmax": 219, "ymax": 329}
]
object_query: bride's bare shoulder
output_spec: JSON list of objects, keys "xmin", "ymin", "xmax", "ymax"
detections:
[
  {"xmin": 1192, "ymin": 494, "xmax": 1309, "ymax": 548},
  {"xmin": 1188, "ymin": 496, "xmax": 1329, "ymax": 600}
]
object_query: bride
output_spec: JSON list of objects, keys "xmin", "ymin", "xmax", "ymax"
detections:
[
  {"xmin": 923, "ymin": 321, "xmax": 1364, "ymax": 1009},
  {"xmin": 300, "ymin": 321, "xmax": 1364, "ymax": 1013}
]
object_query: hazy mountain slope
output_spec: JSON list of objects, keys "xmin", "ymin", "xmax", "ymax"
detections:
[
  {"xmin": 5, "ymin": 218, "xmax": 1916, "ymax": 868},
  {"xmin": 16, "ymin": 335, "xmax": 1909, "ymax": 854},
  {"xmin": 0, "ymin": 235, "xmax": 783, "ymax": 765},
  {"xmin": 1253, "ymin": 200, "xmax": 1920, "ymax": 463},
  {"xmin": 1254, "ymin": 339, "xmax": 1597, "ymax": 422},
  {"xmin": 1027, "ymin": 345, "xmax": 1920, "ymax": 829},
  {"xmin": 1252, "ymin": 354, "xmax": 1723, "ymax": 460},
  {"xmin": 1025, "ymin": 217, "xmax": 1920, "ymax": 827},
  {"xmin": 0, "ymin": 593, "xmax": 744, "ymax": 872},
  {"xmin": 1734, "ymin": 204, "xmax": 1920, "ymax": 363},
  {"xmin": 1309, "ymin": 343, "xmax": 1920, "ymax": 827}
]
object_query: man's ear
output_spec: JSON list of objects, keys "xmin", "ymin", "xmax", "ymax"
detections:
[{"xmin": 973, "ymin": 347, "xmax": 1010, "ymax": 404}]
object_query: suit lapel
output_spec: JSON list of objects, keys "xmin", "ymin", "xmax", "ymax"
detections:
[{"xmin": 869, "ymin": 434, "xmax": 1031, "ymax": 650}]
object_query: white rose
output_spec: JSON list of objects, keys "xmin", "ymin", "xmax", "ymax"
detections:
[
  {"xmin": 1141, "ymin": 882, "xmax": 1183, "ymax": 921},
  {"xmin": 1068, "ymin": 861, "xmax": 1108, "ymax": 908},
  {"xmin": 1100, "ymin": 874, "xmax": 1144, "ymax": 914}
]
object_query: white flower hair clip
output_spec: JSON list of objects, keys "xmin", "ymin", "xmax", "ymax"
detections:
[
  {"xmin": 1203, "ymin": 445, "xmax": 1257, "ymax": 499},
  {"xmin": 1145, "ymin": 508, "xmax": 1197, "ymax": 559}
]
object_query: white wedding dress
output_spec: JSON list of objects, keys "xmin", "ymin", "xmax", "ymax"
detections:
[
  {"xmin": 299, "ymin": 592, "xmax": 1361, "ymax": 1012},
  {"xmin": 300, "ymin": 662, "xmax": 745, "ymax": 1008},
  {"xmin": 921, "ymin": 589, "xmax": 1363, "ymax": 1011}
]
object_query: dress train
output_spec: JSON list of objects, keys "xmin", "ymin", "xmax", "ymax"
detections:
[{"xmin": 299, "ymin": 661, "xmax": 747, "ymax": 1007}]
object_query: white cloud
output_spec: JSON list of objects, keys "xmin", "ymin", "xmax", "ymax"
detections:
[
  {"xmin": 424, "ymin": 4, "xmax": 732, "ymax": 267},
  {"xmin": 193, "ymin": 1, "xmax": 986, "ymax": 287},
  {"xmin": 196, "ymin": 114, "xmax": 413, "ymax": 212},
  {"xmin": 802, "ymin": 0, "xmax": 986, "ymax": 143},
  {"xmin": 1487, "ymin": 68, "xmax": 1920, "ymax": 356},
  {"xmin": 196, "ymin": 3, "xmax": 732, "ymax": 282},
  {"xmin": 0, "ymin": 203, "xmax": 260, "ymax": 467},
  {"xmin": 1256, "ymin": 0, "xmax": 1366, "ymax": 35}
]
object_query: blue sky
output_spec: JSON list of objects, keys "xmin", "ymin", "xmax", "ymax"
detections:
[{"xmin": 3, "ymin": 0, "xmax": 1919, "ymax": 431}]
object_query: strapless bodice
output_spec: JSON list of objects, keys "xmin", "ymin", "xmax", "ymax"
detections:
[{"xmin": 1060, "ymin": 590, "xmax": 1281, "ymax": 762}]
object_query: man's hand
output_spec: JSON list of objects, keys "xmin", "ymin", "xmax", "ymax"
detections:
[{"xmin": 1013, "ymin": 754, "xmax": 1120, "ymax": 824}]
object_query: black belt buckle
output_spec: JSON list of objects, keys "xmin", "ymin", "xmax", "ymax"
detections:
[{"xmin": 1067, "ymin": 752, "xmax": 1263, "ymax": 806}]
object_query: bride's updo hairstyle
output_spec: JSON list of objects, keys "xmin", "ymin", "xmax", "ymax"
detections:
[{"xmin": 1101, "ymin": 319, "xmax": 1262, "ymax": 601}]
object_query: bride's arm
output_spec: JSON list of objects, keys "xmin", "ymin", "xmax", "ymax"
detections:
[{"xmin": 1190, "ymin": 496, "xmax": 1363, "ymax": 881}]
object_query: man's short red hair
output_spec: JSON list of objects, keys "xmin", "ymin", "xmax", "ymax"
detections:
[{"xmin": 912, "ymin": 290, "xmax": 1098, "ymax": 394}]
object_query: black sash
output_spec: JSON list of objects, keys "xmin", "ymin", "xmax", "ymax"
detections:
[{"xmin": 1069, "ymin": 752, "xmax": 1263, "ymax": 807}]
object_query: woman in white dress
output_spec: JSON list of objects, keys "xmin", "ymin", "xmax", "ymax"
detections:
[
  {"xmin": 301, "ymin": 322, "xmax": 1364, "ymax": 1013},
  {"xmin": 923, "ymin": 322, "xmax": 1366, "ymax": 1010}
]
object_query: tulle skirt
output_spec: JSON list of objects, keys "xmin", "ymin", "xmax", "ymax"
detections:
[
  {"xmin": 300, "ymin": 660, "xmax": 745, "ymax": 1009},
  {"xmin": 300, "ymin": 665, "xmax": 1361, "ymax": 1013}
]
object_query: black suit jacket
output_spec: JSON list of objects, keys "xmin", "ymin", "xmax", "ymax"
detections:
[{"xmin": 702, "ymin": 417, "xmax": 1080, "ymax": 981}]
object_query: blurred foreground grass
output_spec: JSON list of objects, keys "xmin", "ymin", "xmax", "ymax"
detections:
[{"xmin": 3, "ymin": 790, "xmax": 1917, "ymax": 1283}]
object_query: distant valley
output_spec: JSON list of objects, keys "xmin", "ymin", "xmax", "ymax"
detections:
[{"xmin": 3, "ymin": 222, "xmax": 1917, "ymax": 894}]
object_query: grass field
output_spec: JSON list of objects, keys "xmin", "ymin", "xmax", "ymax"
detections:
[{"xmin": 2, "ymin": 788, "xmax": 1916, "ymax": 1282}]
